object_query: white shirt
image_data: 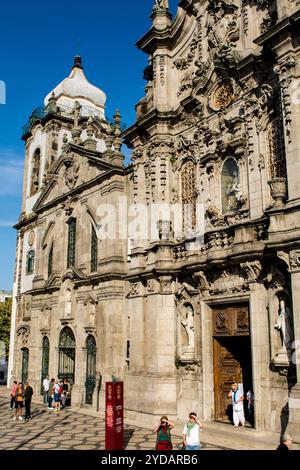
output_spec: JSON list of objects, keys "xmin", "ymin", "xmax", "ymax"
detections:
[
  {"xmin": 231, "ymin": 388, "xmax": 244, "ymax": 411},
  {"xmin": 183, "ymin": 423, "xmax": 201, "ymax": 446},
  {"xmin": 43, "ymin": 378, "xmax": 50, "ymax": 392},
  {"xmin": 54, "ymin": 383, "xmax": 61, "ymax": 394}
]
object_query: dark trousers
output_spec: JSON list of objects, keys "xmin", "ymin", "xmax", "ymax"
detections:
[
  {"xmin": 10, "ymin": 397, "xmax": 15, "ymax": 409},
  {"xmin": 25, "ymin": 399, "xmax": 31, "ymax": 420}
]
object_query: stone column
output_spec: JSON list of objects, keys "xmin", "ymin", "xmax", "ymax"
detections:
[
  {"xmin": 273, "ymin": 46, "xmax": 300, "ymax": 202},
  {"xmin": 288, "ymin": 251, "xmax": 300, "ymax": 441},
  {"xmin": 248, "ymin": 281, "xmax": 270, "ymax": 431}
]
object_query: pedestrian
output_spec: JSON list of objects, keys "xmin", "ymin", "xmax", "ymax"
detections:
[
  {"xmin": 60, "ymin": 377, "xmax": 69, "ymax": 408},
  {"xmin": 48, "ymin": 378, "xmax": 55, "ymax": 410},
  {"xmin": 228, "ymin": 382, "xmax": 245, "ymax": 427},
  {"xmin": 24, "ymin": 381, "xmax": 34, "ymax": 421},
  {"xmin": 14, "ymin": 382, "xmax": 24, "ymax": 421},
  {"xmin": 9, "ymin": 380, "xmax": 18, "ymax": 410},
  {"xmin": 42, "ymin": 375, "xmax": 50, "ymax": 405},
  {"xmin": 182, "ymin": 412, "xmax": 203, "ymax": 450},
  {"xmin": 153, "ymin": 415, "xmax": 174, "ymax": 450},
  {"xmin": 246, "ymin": 389, "xmax": 254, "ymax": 415},
  {"xmin": 53, "ymin": 380, "xmax": 61, "ymax": 413},
  {"xmin": 277, "ymin": 434, "xmax": 292, "ymax": 452}
]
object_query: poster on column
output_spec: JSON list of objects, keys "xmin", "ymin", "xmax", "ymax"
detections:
[{"xmin": 105, "ymin": 381, "xmax": 124, "ymax": 450}]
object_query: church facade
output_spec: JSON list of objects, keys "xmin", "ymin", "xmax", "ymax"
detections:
[{"xmin": 9, "ymin": 0, "xmax": 300, "ymax": 440}]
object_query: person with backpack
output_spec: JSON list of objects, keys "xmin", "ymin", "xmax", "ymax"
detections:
[
  {"xmin": 24, "ymin": 381, "xmax": 34, "ymax": 421},
  {"xmin": 47, "ymin": 378, "xmax": 55, "ymax": 410},
  {"xmin": 9, "ymin": 381, "xmax": 18, "ymax": 410},
  {"xmin": 14, "ymin": 382, "xmax": 25, "ymax": 421},
  {"xmin": 153, "ymin": 415, "xmax": 174, "ymax": 450},
  {"xmin": 53, "ymin": 380, "xmax": 61, "ymax": 413},
  {"xmin": 182, "ymin": 412, "xmax": 203, "ymax": 450}
]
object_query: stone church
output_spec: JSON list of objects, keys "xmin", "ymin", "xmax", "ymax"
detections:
[{"xmin": 8, "ymin": 0, "xmax": 300, "ymax": 439}]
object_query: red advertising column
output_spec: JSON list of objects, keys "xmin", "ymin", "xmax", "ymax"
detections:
[{"xmin": 105, "ymin": 381, "xmax": 124, "ymax": 450}]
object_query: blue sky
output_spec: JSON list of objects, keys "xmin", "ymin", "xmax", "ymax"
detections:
[{"xmin": 0, "ymin": 0, "xmax": 178, "ymax": 291}]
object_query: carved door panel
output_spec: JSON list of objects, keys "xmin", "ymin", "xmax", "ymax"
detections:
[
  {"xmin": 213, "ymin": 304, "xmax": 249, "ymax": 336},
  {"xmin": 213, "ymin": 339, "xmax": 242, "ymax": 420},
  {"xmin": 212, "ymin": 304, "xmax": 250, "ymax": 421}
]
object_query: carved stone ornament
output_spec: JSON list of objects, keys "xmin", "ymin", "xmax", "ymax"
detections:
[
  {"xmin": 211, "ymin": 82, "xmax": 235, "ymax": 110},
  {"xmin": 146, "ymin": 278, "xmax": 159, "ymax": 294},
  {"xmin": 290, "ymin": 251, "xmax": 300, "ymax": 270},
  {"xmin": 40, "ymin": 304, "xmax": 52, "ymax": 331},
  {"xmin": 28, "ymin": 231, "xmax": 35, "ymax": 247},
  {"xmin": 240, "ymin": 260, "xmax": 262, "ymax": 282},
  {"xmin": 268, "ymin": 177, "xmax": 287, "ymax": 208},
  {"xmin": 16, "ymin": 325, "xmax": 30, "ymax": 345},
  {"xmin": 64, "ymin": 154, "xmax": 80, "ymax": 190},
  {"xmin": 159, "ymin": 276, "xmax": 172, "ymax": 293},
  {"xmin": 127, "ymin": 282, "xmax": 141, "ymax": 298}
]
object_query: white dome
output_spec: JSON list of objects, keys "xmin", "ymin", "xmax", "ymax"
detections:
[{"xmin": 44, "ymin": 57, "xmax": 106, "ymax": 112}]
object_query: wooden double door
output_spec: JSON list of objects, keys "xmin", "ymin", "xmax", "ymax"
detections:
[{"xmin": 212, "ymin": 304, "xmax": 253, "ymax": 424}]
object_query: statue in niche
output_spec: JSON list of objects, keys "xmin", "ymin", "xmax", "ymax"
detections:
[
  {"xmin": 221, "ymin": 158, "xmax": 240, "ymax": 213},
  {"xmin": 181, "ymin": 304, "xmax": 195, "ymax": 350},
  {"xmin": 66, "ymin": 290, "xmax": 72, "ymax": 317},
  {"xmin": 275, "ymin": 298, "xmax": 294, "ymax": 353},
  {"xmin": 87, "ymin": 302, "xmax": 95, "ymax": 327}
]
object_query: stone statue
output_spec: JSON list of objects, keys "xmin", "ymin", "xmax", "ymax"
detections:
[
  {"xmin": 66, "ymin": 289, "xmax": 72, "ymax": 317},
  {"xmin": 181, "ymin": 305, "xmax": 195, "ymax": 350},
  {"xmin": 154, "ymin": 0, "xmax": 169, "ymax": 10},
  {"xmin": 225, "ymin": 171, "xmax": 241, "ymax": 210},
  {"xmin": 275, "ymin": 298, "xmax": 294, "ymax": 351}
]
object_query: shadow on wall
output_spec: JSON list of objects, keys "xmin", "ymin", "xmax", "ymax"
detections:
[{"xmin": 280, "ymin": 402, "xmax": 289, "ymax": 443}]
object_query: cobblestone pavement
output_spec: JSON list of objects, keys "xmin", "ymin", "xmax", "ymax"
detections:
[{"xmin": 0, "ymin": 396, "xmax": 225, "ymax": 450}]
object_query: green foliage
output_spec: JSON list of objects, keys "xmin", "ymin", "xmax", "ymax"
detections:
[{"xmin": 0, "ymin": 299, "xmax": 12, "ymax": 360}]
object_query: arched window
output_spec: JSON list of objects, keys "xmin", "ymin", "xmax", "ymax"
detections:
[
  {"xmin": 67, "ymin": 219, "xmax": 76, "ymax": 268},
  {"xmin": 26, "ymin": 250, "xmax": 35, "ymax": 274},
  {"xmin": 40, "ymin": 336, "xmax": 49, "ymax": 394},
  {"xmin": 30, "ymin": 148, "xmax": 41, "ymax": 195},
  {"xmin": 48, "ymin": 243, "xmax": 54, "ymax": 278},
  {"xmin": 181, "ymin": 162, "xmax": 197, "ymax": 235},
  {"xmin": 21, "ymin": 347, "xmax": 29, "ymax": 383},
  {"xmin": 85, "ymin": 335, "xmax": 96, "ymax": 404},
  {"xmin": 91, "ymin": 224, "xmax": 98, "ymax": 273},
  {"xmin": 58, "ymin": 327, "xmax": 76, "ymax": 385},
  {"xmin": 221, "ymin": 158, "xmax": 240, "ymax": 214}
]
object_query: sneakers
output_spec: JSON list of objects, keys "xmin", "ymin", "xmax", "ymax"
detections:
[
  {"xmin": 19, "ymin": 416, "xmax": 23, "ymax": 421},
  {"xmin": 13, "ymin": 417, "xmax": 17, "ymax": 421}
]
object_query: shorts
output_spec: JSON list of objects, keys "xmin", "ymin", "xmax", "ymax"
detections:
[
  {"xmin": 15, "ymin": 401, "xmax": 23, "ymax": 409},
  {"xmin": 54, "ymin": 394, "xmax": 61, "ymax": 403}
]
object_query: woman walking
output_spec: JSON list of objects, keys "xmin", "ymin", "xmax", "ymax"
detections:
[{"xmin": 153, "ymin": 415, "xmax": 174, "ymax": 450}]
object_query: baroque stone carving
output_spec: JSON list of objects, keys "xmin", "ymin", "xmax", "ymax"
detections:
[
  {"xmin": 17, "ymin": 325, "xmax": 30, "ymax": 345},
  {"xmin": 273, "ymin": 56, "xmax": 297, "ymax": 144},
  {"xmin": 64, "ymin": 154, "xmax": 80, "ymax": 190},
  {"xmin": 240, "ymin": 260, "xmax": 262, "ymax": 282},
  {"xmin": 128, "ymin": 282, "xmax": 141, "ymax": 298},
  {"xmin": 268, "ymin": 177, "xmax": 287, "ymax": 208},
  {"xmin": 206, "ymin": 204, "xmax": 227, "ymax": 228},
  {"xmin": 159, "ymin": 276, "xmax": 173, "ymax": 293},
  {"xmin": 41, "ymin": 304, "xmax": 52, "ymax": 331},
  {"xmin": 212, "ymin": 82, "xmax": 234, "ymax": 110},
  {"xmin": 290, "ymin": 251, "xmax": 300, "ymax": 270}
]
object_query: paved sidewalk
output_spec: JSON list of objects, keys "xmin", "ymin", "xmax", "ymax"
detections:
[{"xmin": 0, "ymin": 394, "xmax": 224, "ymax": 451}]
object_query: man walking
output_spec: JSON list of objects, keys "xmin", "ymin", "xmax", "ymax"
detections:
[
  {"xmin": 228, "ymin": 382, "xmax": 245, "ymax": 427},
  {"xmin": 24, "ymin": 382, "xmax": 33, "ymax": 422},
  {"xmin": 42, "ymin": 375, "xmax": 50, "ymax": 405}
]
